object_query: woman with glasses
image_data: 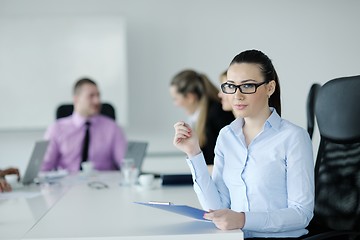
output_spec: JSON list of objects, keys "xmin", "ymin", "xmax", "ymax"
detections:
[
  {"xmin": 173, "ymin": 50, "xmax": 314, "ymax": 239},
  {"xmin": 169, "ymin": 70, "xmax": 234, "ymax": 171}
]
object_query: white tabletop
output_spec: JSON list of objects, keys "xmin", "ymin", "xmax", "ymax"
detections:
[
  {"xmin": 1, "ymin": 172, "xmax": 243, "ymax": 240},
  {"xmin": 0, "ymin": 183, "xmax": 69, "ymax": 239}
]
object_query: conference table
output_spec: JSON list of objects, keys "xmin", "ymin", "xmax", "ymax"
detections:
[{"xmin": 1, "ymin": 171, "xmax": 243, "ymax": 240}]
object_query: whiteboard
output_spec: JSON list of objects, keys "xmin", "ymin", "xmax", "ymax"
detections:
[{"xmin": 0, "ymin": 14, "xmax": 127, "ymax": 129}]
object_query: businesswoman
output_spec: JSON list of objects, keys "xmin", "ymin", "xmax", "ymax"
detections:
[
  {"xmin": 169, "ymin": 69, "xmax": 234, "ymax": 167},
  {"xmin": 173, "ymin": 50, "xmax": 314, "ymax": 239}
]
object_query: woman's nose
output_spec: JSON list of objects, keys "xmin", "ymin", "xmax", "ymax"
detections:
[{"xmin": 234, "ymin": 88, "xmax": 244, "ymax": 100}]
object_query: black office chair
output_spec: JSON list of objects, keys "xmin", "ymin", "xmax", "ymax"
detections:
[
  {"xmin": 306, "ymin": 83, "xmax": 321, "ymax": 139},
  {"xmin": 56, "ymin": 103, "xmax": 116, "ymax": 120},
  {"xmin": 304, "ymin": 75, "xmax": 360, "ymax": 240}
]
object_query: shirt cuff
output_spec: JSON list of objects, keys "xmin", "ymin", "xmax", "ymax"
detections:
[
  {"xmin": 186, "ymin": 152, "xmax": 208, "ymax": 179},
  {"xmin": 243, "ymin": 212, "xmax": 267, "ymax": 231}
]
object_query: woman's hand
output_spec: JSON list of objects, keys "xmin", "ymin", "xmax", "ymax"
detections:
[
  {"xmin": 173, "ymin": 121, "xmax": 201, "ymax": 157},
  {"xmin": 204, "ymin": 209, "xmax": 245, "ymax": 230}
]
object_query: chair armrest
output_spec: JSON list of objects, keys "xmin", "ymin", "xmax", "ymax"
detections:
[{"xmin": 303, "ymin": 230, "xmax": 360, "ymax": 240}]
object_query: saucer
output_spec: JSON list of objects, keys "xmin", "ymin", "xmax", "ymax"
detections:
[{"xmin": 136, "ymin": 178, "xmax": 162, "ymax": 190}]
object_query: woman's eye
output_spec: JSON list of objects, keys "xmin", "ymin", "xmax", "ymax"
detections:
[{"xmin": 242, "ymin": 84, "xmax": 254, "ymax": 89}]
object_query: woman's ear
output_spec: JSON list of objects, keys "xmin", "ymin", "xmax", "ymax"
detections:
[
  {"xmin": 185, "ymin": 92, "xmax": 197, "ymax": 104},
  {"xmin": 73, "ymin": 95, "xmax": 78, "ymax": 105},
  {"xmin": 267, "ymin": 80, "xmax": 276, "ymax": 98}
]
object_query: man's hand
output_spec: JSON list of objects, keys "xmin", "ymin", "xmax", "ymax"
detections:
[
  {"xmin": 0, "ymin": 178, "xmax": 12, "ymax": 192},
  {"xmin": 0, "ymin": 167, "xmax": 20, "ymax": 180}
]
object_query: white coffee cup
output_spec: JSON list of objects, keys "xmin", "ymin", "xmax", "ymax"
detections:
[
  {"xmin": 5, "ymin": 174, "xmax": 19, "ymax": 187},
  {"xmin": 138, "ymin": 174, "xmax": 155, "ymax": 188},
  {"xmin": 81, "ymin": 162, "xmax": 94, "ymax": 174}
]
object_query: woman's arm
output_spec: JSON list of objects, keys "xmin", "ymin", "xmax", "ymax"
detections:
[{"xmin": 174, "ymin": 122, "xmax": 230, "ymax": 211}]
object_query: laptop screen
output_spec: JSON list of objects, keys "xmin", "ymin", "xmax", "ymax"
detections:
[
  {"xmin": 124, "ymin": 141, "xmax": 148, "ymax": 172},
  {"xmin": 22, "ymin": 140, "xmax": 49, "ymax": 185}
]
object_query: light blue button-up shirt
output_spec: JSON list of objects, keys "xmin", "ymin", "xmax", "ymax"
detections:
[{"xmin": 187, "ymin": 109, "xmax": 314, "ymax": 238}]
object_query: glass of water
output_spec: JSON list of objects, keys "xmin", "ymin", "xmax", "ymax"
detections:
[{"xmin": 121, "ymin": 158, "xmax": 138, "ymax": 186}]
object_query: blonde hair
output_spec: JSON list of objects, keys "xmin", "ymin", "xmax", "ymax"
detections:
[
  {"xmin": 219, "ymin": 70, "xmax": 227, "ymax": 81},
  {"xmin": 171, "ymin": 70, "xmax": 220, "ymax": 147}
]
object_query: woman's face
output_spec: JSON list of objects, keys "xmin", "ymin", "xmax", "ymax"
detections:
[
  {"xmin": 226, "ymin": 63, "xmax": 275, "ymax": 119},
  {"xmin": 218, "ymin": 74, "xmax": 233, "ymax": 112},
  {"xmin": 169, "ymin": 85, "xmax": 197, "ymax": 115}
]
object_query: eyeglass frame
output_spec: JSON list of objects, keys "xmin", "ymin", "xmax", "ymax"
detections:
[
  {"xmin": 88, "ymin": 181, "xmax": 109, "ymax": 190},
  {"xmin": 221, "ymin": 81, "xmax": 268, "ymax": 94}
]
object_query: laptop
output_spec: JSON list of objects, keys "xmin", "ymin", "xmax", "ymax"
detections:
[
  {"xmin": 124, "ymin": 141, "xmax": 148, "ymax": 172},
  {"xmin": 21, "ymin": 140, "xmax": 49, "ymax": 185}
]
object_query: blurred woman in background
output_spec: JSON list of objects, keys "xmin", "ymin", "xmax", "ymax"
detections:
[
  {"xmin": 169, "ymin": 69, "xmax": 234, "ymax": 170},
  {"xmin": 218, "ymin": 70, "xmax": 240, "ymax": 118}
]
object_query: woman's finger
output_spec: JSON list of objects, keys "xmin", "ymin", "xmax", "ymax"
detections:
[
  {"xmin": 174, "ymin": 125, "xmax": 191, "ymax": 133},
  {"xmin": 203, "ymin": 210, "xmax": 215, "ymax": 220},
  {"xmin": 173, "ymin": 133, "xmax": 190, "ymax": 144},
  {"xmin": 175, "ymin": 129, "xmax": 191, "ymax": 137},
  {"xmin": 175, "ymin": 132, "xmax": 190, "ymax": 138},
  {"xmin": 174, "ymin": 122, "xmax": 192, "ymax": 132},
  {"xmin": 173, "ymin": 121, "xmax": 185, "ymax": 128}
]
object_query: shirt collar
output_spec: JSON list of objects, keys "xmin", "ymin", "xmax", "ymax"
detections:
[
  {"xmin": 72, "ymin": 112, "xmax": 100, "ymax": 127},
  {"xmin": 266, "ymin": 108, "xmax": 281, "ymax": 131},
  {"xmin": 230, "ymin": 107, "xmax": 281, "ymax": 134}
]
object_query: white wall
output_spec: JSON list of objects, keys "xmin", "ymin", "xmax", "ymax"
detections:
[
  {"xmin": 1, "ymin": 0, "xmax": 360, "ymax": 173},
  {"xmin": 0, "ymin": 14, "xmax": 128, "ymax": 129}
]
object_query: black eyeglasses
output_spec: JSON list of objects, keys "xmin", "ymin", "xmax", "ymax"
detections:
[
  {"xmin": 88, "ymin": 181, "xmax": 109, "ymax": 190},
  {"xmin": 221, "ymin": 81, "xmax": 267, "ymax": 94}
]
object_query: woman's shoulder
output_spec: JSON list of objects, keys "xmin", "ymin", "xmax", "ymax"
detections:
[
  {"xmin": 268, "ymin": 110, "xmax": 307, "ymax": 135},
  {"xmin": 218, "ymin": 121, "xmax": 238, "ymax": 137},
  {"xmin": 279, "ymin": 118, "xmax": 309, "ymax": 139}
]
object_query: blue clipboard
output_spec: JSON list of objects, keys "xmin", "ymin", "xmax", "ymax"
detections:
[{"xmin": 134, "ymin": 201, "xmax": 210, "ymax": 221}]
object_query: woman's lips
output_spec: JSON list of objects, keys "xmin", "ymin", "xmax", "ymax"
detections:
[{"xmin": 233, "ymin": 104, "xmax": 247, "ymax": 110}]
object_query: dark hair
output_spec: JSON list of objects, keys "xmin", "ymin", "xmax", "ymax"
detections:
[
  {"xmin": 73, "ymin": 78, "xmax": 97, "ymax": 95},
  {"xmin": 229, "ymin": 50, "xmax": 281, "ymax": 116}
]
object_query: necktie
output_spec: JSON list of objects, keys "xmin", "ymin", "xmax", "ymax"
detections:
[{"xmin": 80, "ymin": 121, "xmax": 91, "ymax": 169}]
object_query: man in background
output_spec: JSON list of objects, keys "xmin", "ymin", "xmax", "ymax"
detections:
[{"xmin": 41, "ymin": 78, "xmax": 127, "ymax": 173}]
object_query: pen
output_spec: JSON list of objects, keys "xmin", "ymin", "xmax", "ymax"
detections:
[{"xmin": 148, "ymin": 201, "xmax": 173, "ymax": 205}]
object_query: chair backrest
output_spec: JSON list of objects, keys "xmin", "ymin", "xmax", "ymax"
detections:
[
  {"xmin": 56, "ymin": 103, "xmax": 116, "ymax": 120},
  {"xmin": 306, "ymin": 83, "xmax": 321, "ymax": 139},
  {"xmin": 311, "ymin": 75, "xmax": 360, "ymax": 231}
]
